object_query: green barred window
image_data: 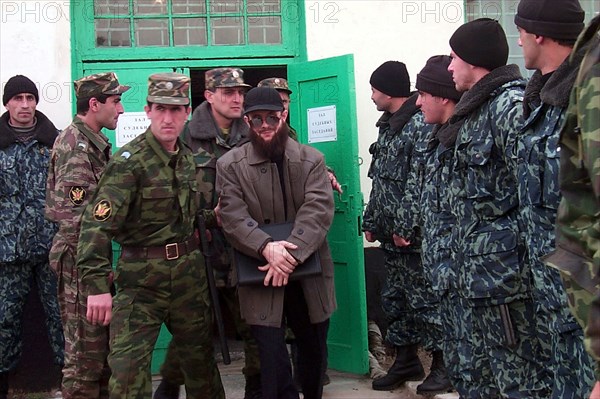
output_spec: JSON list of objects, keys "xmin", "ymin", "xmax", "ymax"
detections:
[{"xmin": 94, "ymin": 0, "xmax": 283, "ymax": 48}]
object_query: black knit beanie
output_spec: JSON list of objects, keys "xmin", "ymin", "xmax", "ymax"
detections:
[
  {"xmin": 514, "ymin": 0, "xmax": 584, "ymax": 41},
  {"xmin": 3, "ymin": 75, "xmax": 39, "ymax": 105},
  {"xmin": 449, "ymin": 18, "xmax": 509, "ymax": 71},
  {"xmin": 369, "ymin": 61, "xmax": 411, "ymax": 97},
  {"xmin": 416, "ymin": 55, "xmax": 462, "ymax": 102}
]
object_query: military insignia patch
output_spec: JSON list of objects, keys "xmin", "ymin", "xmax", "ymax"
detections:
[
  {"xmin": 93, "ymin": 200, "xmax": 112, "ymax": 222},
  {"xmin": 69, "ymin": 186, "xmax": 86, "ymax": 205}
]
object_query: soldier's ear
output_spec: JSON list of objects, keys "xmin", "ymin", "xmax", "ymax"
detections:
[
  {"xmin": 243, "ymin": 115, "xmax": 251, "ymax": 127},
  {"xmin": 205, "ymin": 89, "xmax": 214, "ymax": 104},
  {"xmin": 280, "ymin": 110, "xmax": 288, "ymax": 121}
]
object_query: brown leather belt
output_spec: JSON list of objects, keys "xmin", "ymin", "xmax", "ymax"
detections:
[{"xmin": 120, "ymin": 238, "xmax": 199, "ymax": 261}]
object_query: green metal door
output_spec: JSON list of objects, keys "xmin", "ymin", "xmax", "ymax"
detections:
[
  {"xmin": 80, "ymin": 64, "xmax": 189, "ymax": 374},
  {"xmin": 288, "ymin": 54, "xmax": 368, "ymax": 374}
]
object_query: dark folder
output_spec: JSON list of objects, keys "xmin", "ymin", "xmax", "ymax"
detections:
[{"xmin": 234, "ymin": 222, "xmax": 322, "ymax": 286}]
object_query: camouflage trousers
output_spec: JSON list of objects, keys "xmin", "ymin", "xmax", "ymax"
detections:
[
  {"xmin": 560, "ymin": 271, "xmax": 600, "ymax": 380},
  {"xmin": 447, "ymin": 296, "xmax": 549, "ymax": 398},
  {"xmin": 531, "ymin": 263, "xmax": 595, "ymax": 398},
  {"xmin": 109, "ymin": 250, "xmax": 224, "ymax": 399},
  {"xmin": 50, "ymin": 240, "xmax": 110, "ymax": 399},
  {"xmin": 381, "ymin": 250, "xmax": 439, "ymax": 350},
  {"xmin": 0, "ymin": 261, "xmax": 64, "ymax": 372},
  {"xmin": 160, "ymin": 284, "xmax": 260, "ymax": 384}
]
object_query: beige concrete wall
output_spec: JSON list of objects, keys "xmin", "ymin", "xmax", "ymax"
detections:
[
  {"xmin": 0, "ymin": 0, "xmax": 72, "ymax": 129},
  {"xmin": 304, "ymin": 1, "xmax": 464, "ymax": 243}
]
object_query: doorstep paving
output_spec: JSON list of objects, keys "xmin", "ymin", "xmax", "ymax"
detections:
[{"xmin": 151, "ymin": 356, "xmax": 460, "ymax": 399}]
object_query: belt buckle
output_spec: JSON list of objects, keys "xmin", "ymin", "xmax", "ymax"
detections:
[{"xmin": 165, "ymin": 243, "xmax": 179, "ymax": 260}]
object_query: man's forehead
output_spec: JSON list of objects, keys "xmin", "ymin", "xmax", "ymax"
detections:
[
  {"xmin": 247, "ymin": 110, "xmax": 280, "ymax": 116},
  {"xmin": 11, "ymin": 92, "xmax": 36, "ymax": 98},
  {"xmin": 217, "ymin": 86, "xmax": 247, "ymax": 92}
]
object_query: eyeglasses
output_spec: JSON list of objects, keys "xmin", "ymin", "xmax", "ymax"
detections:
[{"xmin": 249, "ymin": 115, "xmax": 280, "ymax": 129}]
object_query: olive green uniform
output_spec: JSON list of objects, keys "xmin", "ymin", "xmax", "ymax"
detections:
[{"xmin": 77, "ymin": 129, "xmax": 224, "ymax": 399}]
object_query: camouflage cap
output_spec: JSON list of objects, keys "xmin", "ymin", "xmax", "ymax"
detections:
[
  {"xmin": 74, "ymin": 72, "xmax": 130, "ymax": 99},
  {"xmin": 205, "ymin": 67, "xmax": 251, "ymax": 90},
  {"xmin": 147, "ymin": 73, "xmax": 190, "ymax": 105},
  {"xmin": 257, "ymin": 77, "xmax": 292, "ymax": 94}
]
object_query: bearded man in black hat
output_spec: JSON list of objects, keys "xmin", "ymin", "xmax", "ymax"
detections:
[
  {"xmin": 514, "ymin": 0, "xmax": 596, "ymax": 397},
  {"xmin": 216, "ymin": 87, "xmax": 336, "ymax": 399}
]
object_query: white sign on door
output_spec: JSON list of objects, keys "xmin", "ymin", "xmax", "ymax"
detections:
[
  {"xmin": 307, "ymin": 105, "xmax": 337, "ymax": 143},
  {"xmin": 115, "ymin": 112, "xmax": 149, "ymax": 147}
]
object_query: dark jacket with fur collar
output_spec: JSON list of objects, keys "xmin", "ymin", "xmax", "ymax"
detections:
[
  {"xmin": 0, "ymin": 110, "xmax": 58, "ymax": 263},
  {"xmin": 517, "ymin": 40, "xmax": 593, "ymax": 269},
  {"xmin": 448, "ymin": 64, "xmax": 529, "ymax": 303}
]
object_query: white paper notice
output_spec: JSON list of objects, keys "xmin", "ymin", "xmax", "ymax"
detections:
[
  {"xmin": 115, "ymin": 112, "xmax": 149, "ymax": 147},
  {"xmin": 307, "ymin": 105, "xmax": 337, "ymax": 143}
]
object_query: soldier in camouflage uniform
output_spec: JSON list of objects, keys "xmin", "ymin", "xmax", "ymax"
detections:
[
  {"xmin": 46, "ymin": 72, "xmax": 130, "ymax": 399},
  {"xmin": 362, "ymin": 61, "xmax": 437, "ymax": 392},
  {"xmin": 514, "ymin": 0, "xmax": 595, "ymax": 397},
  {"xmin": 78, "ymin": 73, "xmax": 224, "ymax": 399},
  {"xmin": 0, "ymin": 75, "xmax": 63, "ymax": 399},
  {"xmin": 414, "ymin": 55, "xmax": 462, "ymax": 396},
  {"xmin": 153, "ymin": 67, "xmax": 260, "ymax": 399},
  {"xmin": 446, "ymin": 19, "xmax": 548, "ymax": 398},
  {"xmin": 545, "ymin": 13, "xmax": 600, "ymax": 398}
]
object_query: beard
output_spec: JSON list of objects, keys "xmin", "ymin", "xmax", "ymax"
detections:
[{"xmin": 249, "ymin": 122, "xmax": 290, "ymax": 160}]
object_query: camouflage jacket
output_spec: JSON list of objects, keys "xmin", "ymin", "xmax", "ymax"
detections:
[
  {"xmin": 517, "ymin": 43, "xmax": 591, "ymax": 259},
  {"xmin": 182, "ymin": 101, "xmax": 248, "ymax": 228},
  {"xmin": 447, "ymin": 65, "xmax": 528, "ymax": 303},
  {"xmin": 0, "ymin": 110, "xmax": 58, "ymax": 264},
  {"xmin": 77, "ymin": 129, "xmax": 198, "ymax": 295},
  {"xmin": 46, "ymin": 117, "xmax": 112, "ymax": 246},
  {"xmin": 420, "ymin": 122, "xmax": 460, "ymax": 291},
  {"xmin": 545, "ymin": 16, "xmax": 600, "ymax": 295},
  {"xmin": 362, "ymin": 94, "xmax": 433, "ymax": 253}
]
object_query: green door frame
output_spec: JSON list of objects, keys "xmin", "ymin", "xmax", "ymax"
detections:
[{"xmin": 70, "ymin": 0, "xmax": 368, "ymax": 377}]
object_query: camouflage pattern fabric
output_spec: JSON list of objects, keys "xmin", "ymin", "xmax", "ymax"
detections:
[
  {"xmin": 363, "ymin": 95, "xmax": 433, "ymax": 251},
  {"xmin": 46, "ymin": 117, "xmax": 112, "ymax": 399},
  {"xmin": 77, "ymin": 129, "xmax": 224, "ymax": 398},
  {"xmin": 74, "ymin": 72, "xmax": 130, "ymax": 99},
  {"xmin": 516, "ymin": 42, "xmax": 595, "ymax": 397},
  {"xmin": 362, "ymin": 94, "xmax": 438, "ymax": 351},
  {"xmin": 158, "ymin": 100, "xmax": 261, "ymax": 385},
  {"xmin": 448, "ymin": 65, "xmax": 547, "ymax": 396},
  {"xmin": 258, "ymin": 77, "xmax": 292, "ymax": 94},
  {"xmin": 381, "ymin": 251, "xmax": 440, "ymax": 351},
  {"xmin": 147, "ymin": 73, "xmax": 190, "ymax": 105},
  {"xmin": 545, "ymin": 14, "xmax": 600, "ymax": 379},
  {"xmin": 420, "ymin": 124, "xmax": 467, "ymax": 379},
  {"xmin": 0, "ymin": 263, "xmax": 64, "ymax": 370},
  {"xmin": 0, "ymin": 109, "xmax": 63, "ymax": 372},
  {"xmin": 205, "ymin": 67, "xmax": 251, "ymax": 91},
  {"xmin": 469, "ymin": 299, "xmax": 548, "ymax": 398}
]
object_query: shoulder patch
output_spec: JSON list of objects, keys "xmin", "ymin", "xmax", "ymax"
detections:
[
  {"xmin": 121, "ymin": 151, "xmax": 131, "ymax": 159},
  {"xmin": 76, "ymin": 140, "xmax": 88, "ymax": 151},
  {"xmin": 69, "ymin": 186, "xmax": 86, "ymax": 205},
  {"xmin": 93, "ymin": 200, "xmax": 112, "ymax": 221}
]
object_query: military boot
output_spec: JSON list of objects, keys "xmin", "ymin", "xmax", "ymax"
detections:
[
  {"xmin": 372, "ymin": 344, "xmax": 424, "ymax": 391},
  {"xmin": 416, "ymin": 350, "xmax": 453, "ymax": 395},
  {"xmin": 0, "ymin": 372, "xmax": 8, "ymax": 399},
  {"xmin": 244, "ymin": 374, "xmax": 262, "ymax": 399},
  {"xmin": 153, "ymin": 379, "xmax": 180, "ymax": 399}
]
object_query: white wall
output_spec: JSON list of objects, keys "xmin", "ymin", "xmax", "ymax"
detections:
[
  {"xmin": 0, "ymin": 0, "xmax": 72, "ymax": 129},
  {"xmin": 305, "ymin": 0, "xmax": 463, "ymax": 237}
]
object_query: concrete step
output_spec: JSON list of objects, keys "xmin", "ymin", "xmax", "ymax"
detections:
[{"xmin": 406, "ymin": 380, "xmax": 460, "ymax": 399}]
